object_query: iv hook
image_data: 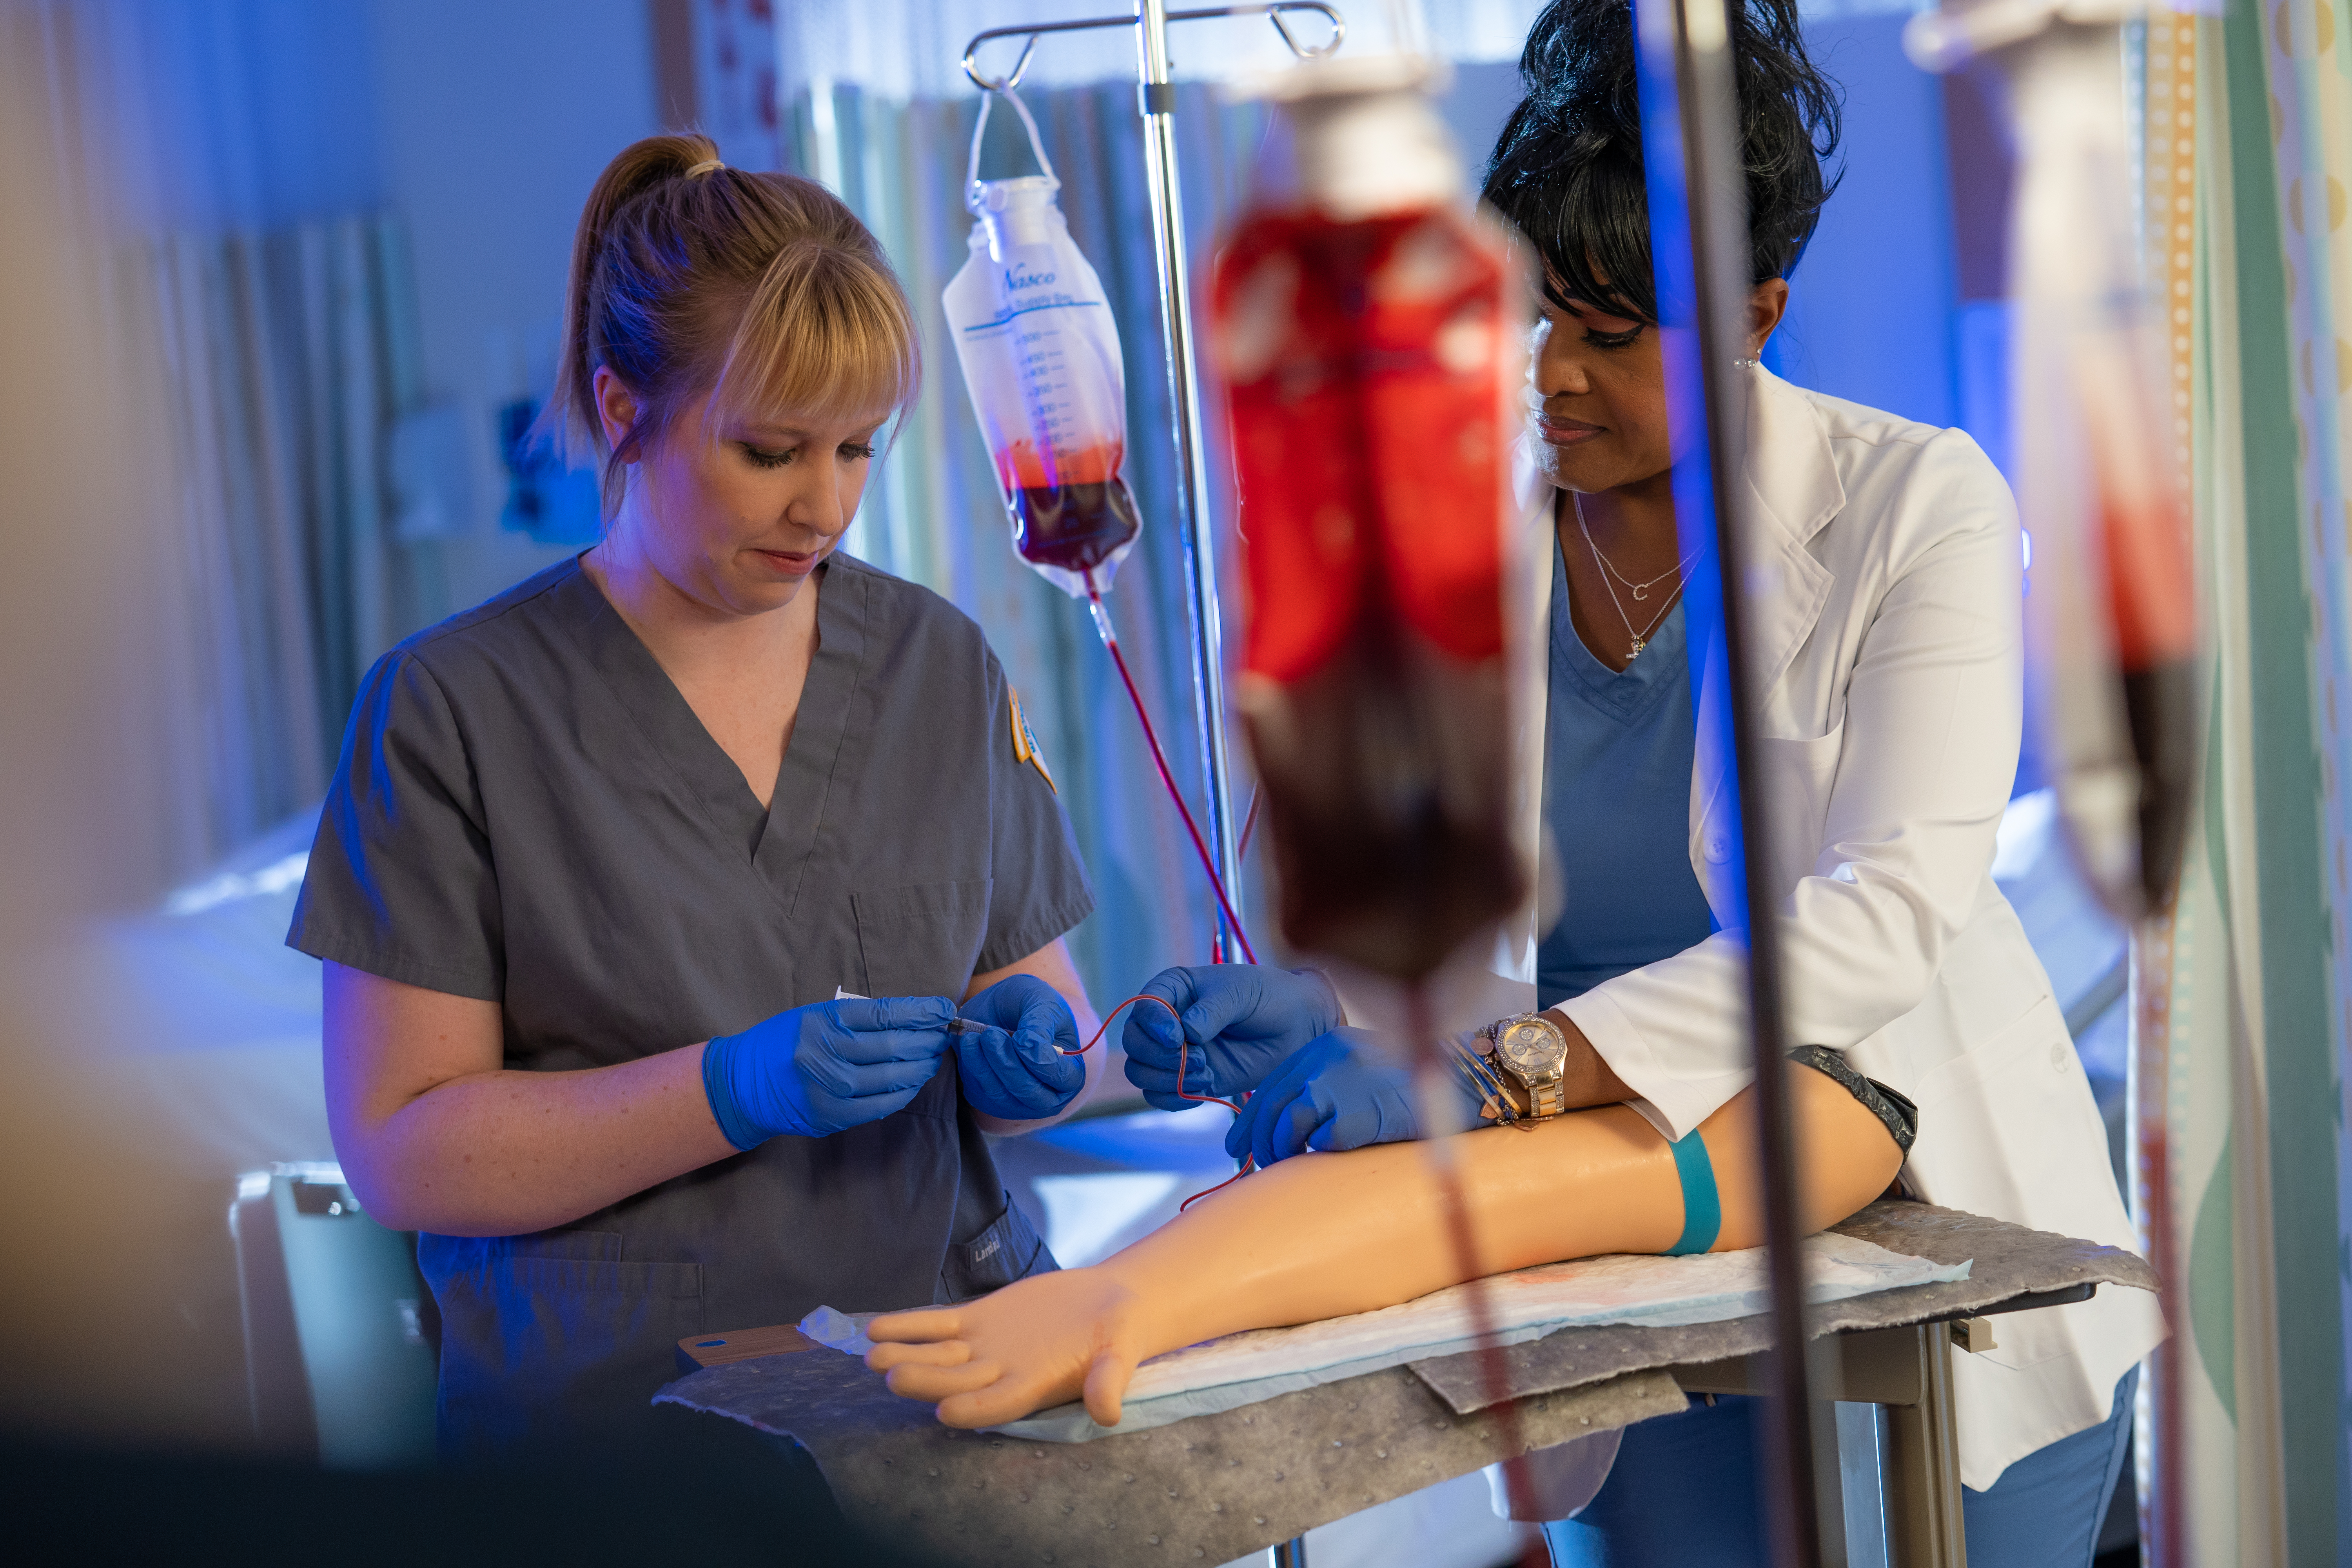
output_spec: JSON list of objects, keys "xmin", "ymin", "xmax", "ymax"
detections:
[{"xmin": 961, "ymin": 4, "xmax": 1347, "ymax": 94}]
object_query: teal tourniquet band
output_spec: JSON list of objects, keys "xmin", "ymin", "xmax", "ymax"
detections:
[{"xmin": 1664, "ymin": 1129, "xmax": 1722, "ymax": 1256}]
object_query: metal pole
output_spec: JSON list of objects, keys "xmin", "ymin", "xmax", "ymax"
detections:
[
  {"xmin": 1134, "ymin": 0, "xmax": 1246, "ymax": 947},
  {"xmin": 1632, "ymin": 0, "xmax": 1833, "ymax": 1559}
]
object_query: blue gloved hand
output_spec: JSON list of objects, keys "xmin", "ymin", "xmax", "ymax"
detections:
[
  {"xmin": 701, "ymin": 996, "xmax": 955, "ymax": 1147},
  {"xmin": 1122, "ymin": 964, "xmax": 1344, "ymax": 1111},
  {"xmin": 955, "ymin": 975, "xmax": 1085, "ymax": 1120},
  {"xmin": 1223, "ymin": 1028, "xmax": 1481, "ymax": 1167}
]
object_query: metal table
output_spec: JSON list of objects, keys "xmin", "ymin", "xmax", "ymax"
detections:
[{"xmin": 655, "ymin": 1201, "xmax": 2155, "ymax": 1566}]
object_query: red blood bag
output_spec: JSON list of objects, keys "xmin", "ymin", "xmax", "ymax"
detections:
[
  {"xmin": 1211, "ymin": 60, "xmax": 1526, "ymax": 980},
  {"xmin": 943, "ymin": 88, "xmax": 1143, "ymax": 596}
]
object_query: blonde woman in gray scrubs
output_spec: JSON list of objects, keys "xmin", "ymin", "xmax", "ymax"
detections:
[{"xmin": 290, "ymin": 135, "xmax": 1098, "ymax": 1456}]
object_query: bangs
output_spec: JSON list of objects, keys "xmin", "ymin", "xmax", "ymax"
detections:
[
  {"xmin": 708, "ymin": 241, "xmax": 922, "ymax": 431},
  {"xmin": 1487, "ymin": 145, "xmax": 1659, "ymax": 324}
]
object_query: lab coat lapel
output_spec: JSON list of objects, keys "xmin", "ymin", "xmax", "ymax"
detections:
[
  {"xmin": 1503, "ymin": 435, "xmax": 1557, "ymax": 989},
  {"xmin": 1687, "ymin": 366, "xmax": 1841, "ymax": 928}
]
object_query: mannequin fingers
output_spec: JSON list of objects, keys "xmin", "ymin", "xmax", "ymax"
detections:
[
  {"xmin": 883, "ymin": 1359, "xmax": 1004, "ymax": 1403},
  {"xmin": 865, "ymin": 1307, "xmax": 964, "ymax": 1345},
  {"xmin": 1080, "ymin": 1345, "xmax": 1141, "ymax": 1429},
  {"xmin": 864, "ymin": 1339, "xmax": 971, "ymax": 1372},
  {"xmin": 937, "ymin": 1365, "xmax": 1064, "ymax": 1430}
]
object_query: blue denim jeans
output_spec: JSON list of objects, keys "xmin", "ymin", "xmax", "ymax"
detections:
[{"xmin": 1541, "ymin": 1367, "xmax": 2137, "ymax": 1566}]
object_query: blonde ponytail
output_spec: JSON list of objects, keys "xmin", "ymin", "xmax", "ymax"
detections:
[{"xmin": 542, "ymin": 133, "xmax": 920, "ymax": 514}]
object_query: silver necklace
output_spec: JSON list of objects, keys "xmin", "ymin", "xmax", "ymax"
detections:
[
  {"xmin": 1590, "ymin": 529, "xmax": 1699, "ymax": 601},
  {"xmin": 1574, "ymin": 495, "xmax": 1691, "ymax": 658}
]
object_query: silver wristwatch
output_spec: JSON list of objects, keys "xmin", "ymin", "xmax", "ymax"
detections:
[{"xmin": 1480, "ymin": 1012, "xmax": 1572, "ymax": 1120}]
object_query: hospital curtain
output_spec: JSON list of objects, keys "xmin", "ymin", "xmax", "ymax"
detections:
[
  {"xmin": 137, "ymin": 220, "xmax": 419, "ymax": 862},
  {"xmin": 25, "ymin": 0, "xmax": 423, "ymax": 875},
  {"xmin": 782, "ymin": 80, "xmax": 1274, "ymax": 1007},
  {"xmin": 2130, "ymin": 1, "xmax": 2352, "ymax": 1560}
]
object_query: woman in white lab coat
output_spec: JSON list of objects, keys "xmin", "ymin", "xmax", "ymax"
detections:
[
  {"xmin": 871, "ymin": 0, "xmax": 2157, "ymax": 1557},
  {"xmin": 1100, "ymin": 0, "xmax": 2158, "ymax": 1560}
]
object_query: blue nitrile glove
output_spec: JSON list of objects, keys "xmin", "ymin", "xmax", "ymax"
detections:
[
  {"xmin": 955, "ymin": 975, "xmax": 1085, "ymax": 1120},
  {"xmin": 701, "ymin": 996, "xmax": 955, "ymax": 1147},
  {"xmin": 1122, "ymin": 964, "xmax": 1344, "ymax": 1111},
  {"xmin": 1224, "ymin": 1028, "xmax": 1482, "ymax": 1168}
]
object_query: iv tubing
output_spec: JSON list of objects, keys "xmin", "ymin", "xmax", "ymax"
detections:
[
  {"xmin": 1086, "ymin": 578, "xmax": 1260, "ymax": 965},
  {"xmin": 1053, "ymin": 991, "xmax": 1256, "ymax": 1209},
  {"xmin": 1403, "ymin": 984, "xmax": 1539, "ymax": 1524}
]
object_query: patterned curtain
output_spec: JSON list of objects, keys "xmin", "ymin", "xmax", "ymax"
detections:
[
  {"xmin": 2129, "ymin": 1, "xmax": 2352, "ymax": 1559},
  {"xmin": 781, "ymin": 80, "xmax": 1274, "ymax": 1006}
]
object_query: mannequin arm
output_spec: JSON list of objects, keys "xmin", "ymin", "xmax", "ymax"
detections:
[{"xmin": 867, "ymin": 1062, "xmax": 1904, "ymax": 1427}]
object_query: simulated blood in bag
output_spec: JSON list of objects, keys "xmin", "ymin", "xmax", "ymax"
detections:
[
  {"xmin": 944, "ymin": 89, "xmax": 1145, "ymax": 597},
  {"xmin": 1212, "ymin": 64, "xmax": 1525, "ymax": 981},
  {"xmin": 993, "ymin": 439, "xmax": 1142, "ymax": 577}
]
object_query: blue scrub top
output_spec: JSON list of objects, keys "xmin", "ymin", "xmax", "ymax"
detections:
[{"xmin": 1537, "ymin": 532, "xmax": 1717, "ymax": 1009}]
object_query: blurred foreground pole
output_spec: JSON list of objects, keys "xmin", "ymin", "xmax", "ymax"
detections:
[{"xmin": 1628, "ymin": 0, "xmax": 1834, "ymax": 1561}]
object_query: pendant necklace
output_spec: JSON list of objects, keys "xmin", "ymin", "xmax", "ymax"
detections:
[{"xmin": 1575, "ymin": 494, "xmax": 1697, "ymax": 659}]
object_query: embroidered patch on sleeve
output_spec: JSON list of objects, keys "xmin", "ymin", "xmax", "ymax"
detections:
[{"xmin": 1007, "ymin": 684, "xmax": 1057, "ymax": 794}]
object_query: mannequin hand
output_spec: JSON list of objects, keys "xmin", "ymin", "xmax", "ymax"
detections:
[
  {"xmin": 1225, "ymin": 1028, "xmax": 1479, "ymax": 1168},
  {"xmin": 955, "ymin": 975, "xmax": 1085, "ymax": 1120},
  {"xmin": 867, "ymin": 1266, "xmax": 1152, "ymax": 1429},
  {"xmin": 1122, "ymin": 964, "xmax": 1343, "ymax": 1110},
  {"xmin": 701, "ymin": 996, "xmax": 953, "ymax": 1146}
]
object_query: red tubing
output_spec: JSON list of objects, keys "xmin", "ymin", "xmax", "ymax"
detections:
[
  {"xmin": 1403, "ymin": 985, "xmax": 1541, "ymax": 1552},
  {"xmin": 1085, "ymin": 579, "xmax": 1259, "ymax": 966},
  {"xmin": 1062, "ymin": 991, "xmax": 1255, "ymax": 1210}
]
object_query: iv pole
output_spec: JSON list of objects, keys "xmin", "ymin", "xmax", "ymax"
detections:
[
  {"xmin": 1634, "ymin": 0, "xmax": 1833, "ymax": 1560},
  {"xmin": 963, "ymin": 4, "xmax": 1345, "ymax": 956}
]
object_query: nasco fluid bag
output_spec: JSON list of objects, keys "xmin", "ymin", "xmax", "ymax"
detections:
[{"xmin": 942, "ymin": 88, "xmax": 1143, "ymax": 597}]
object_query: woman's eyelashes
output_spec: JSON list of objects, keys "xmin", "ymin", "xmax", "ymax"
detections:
[
  {"xmin": 738, "ymin": 439, "xmax": 877, "ymax": 470},
  {"xmin": 1538, "ymin": 302, "xmax": 1646, "ymax": 354}
]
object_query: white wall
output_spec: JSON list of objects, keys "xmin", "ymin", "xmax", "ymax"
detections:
[{"xmin": 367, "ymin": 0, "xmax": 664, "ymax": 628}]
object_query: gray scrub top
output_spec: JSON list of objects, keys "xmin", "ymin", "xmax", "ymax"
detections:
[{"xmin": 288, "ymin": 552, "xmax": 1093, "ymax": 1455}]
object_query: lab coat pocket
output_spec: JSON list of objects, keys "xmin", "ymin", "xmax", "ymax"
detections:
[
  {"xmin": 1748, "ymin": 719, "xmax": 1845, "ymax": 898},
  {"xmin": 853, "ymin": 878, "xmax": 993, "ymax": 999},
  {"xmin": 1903, "ymin": 994, "xmax": 2122, "ymax": 1372}
]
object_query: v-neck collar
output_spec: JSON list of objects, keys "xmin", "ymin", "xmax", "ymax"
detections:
[
  {"xmin": 1550, "ymin": 524, "xmax": 1688, "ymax": 726},
  {"xmin": 551, "ymin": 556, "xmax": 871, "ymax": 907}
]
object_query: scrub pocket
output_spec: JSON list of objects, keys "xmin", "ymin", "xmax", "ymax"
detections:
[
  {"xmin": 938, "ymin": 1191, "xmax": 1058, "ymax": 1302},
  {"xmin": 853, "ymin": 878, "xmax": 993, "ymax": 998},
  {"xmin": 420, "ymin": 1229, "xmax": 705, "ymax": 1457}
]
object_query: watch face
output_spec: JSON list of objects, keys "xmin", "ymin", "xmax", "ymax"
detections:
[{"xmin": 1499, "ymin": 1019, "xmax": 1567, "ymax": 1076}]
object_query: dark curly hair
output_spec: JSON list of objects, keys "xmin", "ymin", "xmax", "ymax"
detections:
[{"xmin": 1480, "ymin": 0, "xmax": 1842, "ymax": 323}]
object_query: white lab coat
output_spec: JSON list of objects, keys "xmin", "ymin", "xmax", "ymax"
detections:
[{"xmin": 1485, "ymin": 363, "xmax": 2163, "ymax": 1496}]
